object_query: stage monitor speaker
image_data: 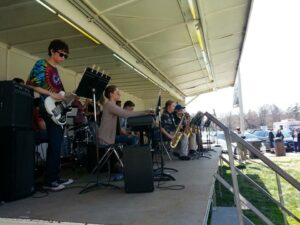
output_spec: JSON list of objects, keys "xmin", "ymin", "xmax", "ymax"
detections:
[
  {"xmin": 0, "ymin": 128, "xmax": 35, "ymax": 201},
  {"xmin": 0, "ymin": 81, "xmax": 33, "ymax": 128},
  {"xmin": 123, "ymin": 145, "xmax": 154, "ymax": 193}
]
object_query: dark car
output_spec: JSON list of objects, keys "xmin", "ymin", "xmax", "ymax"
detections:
[
  {"xmin": 214, "ymin": 131, "xmax": 263, "ymax": 154},
  {"xmin": 252, "ymin": 129, "xmax": 294, "ymax": 152}
]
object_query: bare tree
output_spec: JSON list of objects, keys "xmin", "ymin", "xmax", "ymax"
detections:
[
  {"xmin": 245, "ymin": 110, "xmax": 260, "ymax": 129},
  {"xmin": 220, "ymin": 112, "xmax": 239, "ymax": 130},
  {"xmin": 258, "ymin": 105, "xmax": 269, "ymax": 126},
  {"xmin": 286, "ymin": 103, "xmax": 300, "ymax": 120},
  {"xmin": 270, "ymin": 104, "xmax": 282, "ymax": 123}
]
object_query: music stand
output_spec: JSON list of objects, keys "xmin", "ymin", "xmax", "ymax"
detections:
[
  {"xmin": 192, "ymin": 113, "xmax": 211, "ymax": 159},
  {"xmin": 75, "ymin": 67, "xmax": 111, "ymax": 161},
  {"xmin": 203, "ymin": 119, "xmax": 216, "ymax": 153}
]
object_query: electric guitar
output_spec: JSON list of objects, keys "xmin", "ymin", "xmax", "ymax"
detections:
[
  {"xmin": 44, "ymin": 91, "xmax": 76, "ymax": 126},
  {"xmin": 44, "ymin": 65, "xmax": 111, "ymax": 125}
]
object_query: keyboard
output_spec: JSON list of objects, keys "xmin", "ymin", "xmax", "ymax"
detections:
[{"xmin": 127, "ymin": 115, "xmax": 155, "ymax": 131}]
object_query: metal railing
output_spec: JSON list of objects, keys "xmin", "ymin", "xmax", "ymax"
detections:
[{"xmin": 205, "ymin": 112, "xmax": 300, "ymax": 225}]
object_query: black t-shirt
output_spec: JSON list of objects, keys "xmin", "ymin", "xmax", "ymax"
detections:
[{"xmin": 161, "ymin": 111, "xmax": 176, "ymax": 133}]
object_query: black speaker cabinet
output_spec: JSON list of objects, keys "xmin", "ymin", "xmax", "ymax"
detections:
[
  {"xmin": 0, "ymin": 128, "xmax": 35, "ymax": 201},
  {"xmin": 123, "ymin": 145, "xmax": 154, "ymax": 193},
  {"xmin": 0, "ymin": 81, "xmax": 33, "ymax": 128}
]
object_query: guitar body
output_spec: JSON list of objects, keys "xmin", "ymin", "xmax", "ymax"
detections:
[
  {"xmin": 44, "ymin": 91, "xmax": 71, "ymax": 126},
  {"xmin": 43, "ymin": 66, "xmax": 111, "ymax": 126}
]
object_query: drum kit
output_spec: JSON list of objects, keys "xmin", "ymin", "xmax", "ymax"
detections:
[{"xmin": 62, "ymin": 119, "xmax": 96, "ymax": 167}]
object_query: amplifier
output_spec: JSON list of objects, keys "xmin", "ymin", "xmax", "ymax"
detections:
[
  {"xmin": 0, "ymin": 127, "xmax": 35, "ymax": 201},
  {"xmin": 123, "ymin": 145, "xmax": 154, "ymax": 193},
  {"xmin": 0, "ymin": 81, "xmax": 33, "ymax": 128}
]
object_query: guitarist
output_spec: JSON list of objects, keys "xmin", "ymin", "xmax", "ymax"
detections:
[{"xmin": 26, "ymin": 39, "xmax": 73, "ymax": 191}]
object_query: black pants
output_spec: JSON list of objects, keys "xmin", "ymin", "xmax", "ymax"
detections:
[{"xmin": 42, "ymin": 115, "xmax": 64, "ymax": 185}]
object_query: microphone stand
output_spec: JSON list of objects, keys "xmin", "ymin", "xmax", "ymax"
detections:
[
  {"xmin": 153, "ymin": 119, "xmax": 176, "ymax": 181},
  {"xmin": 92, "ymin": 88, "xmax": 99, "ymax": 161}
]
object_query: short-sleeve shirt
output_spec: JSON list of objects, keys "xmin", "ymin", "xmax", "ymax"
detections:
[
  {"xmin": 26, "ymin": 59, "xmax": 64, "ymax": 100},
  {"xmin": 161, "ymin": 111, "xmax": 176, "ymax": 133}
]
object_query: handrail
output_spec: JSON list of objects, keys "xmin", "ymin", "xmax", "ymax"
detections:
[
  {"xmin": 215, "ymin": 174, "xmax": 275, "ymax": 225},
  {"xmin": 220, "ymin": 155, "xmax": 300, "ymax": 223},
  {"xmin": 205, "ymin": 112, "xmax": 300, "ymax": 191}
]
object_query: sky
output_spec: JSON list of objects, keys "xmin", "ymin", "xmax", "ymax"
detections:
[{"xmin": 186, "ymin": 0, "xmax": 300, "ymax": 116}]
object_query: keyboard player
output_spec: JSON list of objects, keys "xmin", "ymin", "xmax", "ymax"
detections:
[
  {"xmin": 115, "ymin": 100, "xmax": 139, "ymax": 145},
  {"xmin": 97, "ymin": 85, "xmax": 153, "ymax": 146}
]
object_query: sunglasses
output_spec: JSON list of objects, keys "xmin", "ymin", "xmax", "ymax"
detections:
[{"xmin": 56, "ymin": 51, "xmax": 68, "ymax": 59}]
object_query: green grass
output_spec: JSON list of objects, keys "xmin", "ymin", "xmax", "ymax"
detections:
[{"xmin": 214, "ymin": 156, "xmax": 300, "ymax": 225}]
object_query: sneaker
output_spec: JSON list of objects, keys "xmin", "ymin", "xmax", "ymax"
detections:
[
  {"xmin": 236, "ymin": 164, "xmax": 246, "ymax": 169},
  {"xmin": 173, "ymin": 152, "xmax": 180, "ymax": 158},
  {"xmin": 189, "ymin": 150, "xmax": 197, "ymax": 156},
  {"xmin": 111, "ymin": 173, "xmax": 124, "ymax": 181},
  {"xmin": 57, "ymin": 178, "xmax": 74, "ymax": 186},
  {"xmin": 43, "ymin": 181, "xmax": 65, "ymax": 191}
]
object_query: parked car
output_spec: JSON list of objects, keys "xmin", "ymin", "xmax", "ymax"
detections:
[
  {"xmin": 252, "ymin": 129, "xmax": 294, "ymax": 152},
  {"xmin": 213, "ymin": 131, "xmax": 264, "ymax": 154}
]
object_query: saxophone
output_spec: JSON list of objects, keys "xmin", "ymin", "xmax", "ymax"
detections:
[
  {"xmin": 170, "ymin": 114, "xmax": 185, "ymax": 148},
  {"xmin": 185, "ymin": 113, "xmax": 192, "ymax": 138}
]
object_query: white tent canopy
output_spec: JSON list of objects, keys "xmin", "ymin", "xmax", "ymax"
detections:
[{"xmin": 0, "ymin": 0, "xmax": 252, "ymax": 104}]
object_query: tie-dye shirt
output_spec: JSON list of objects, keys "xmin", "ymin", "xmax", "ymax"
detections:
[{"xmin": 27, "ymin": 59, "xmax": 64, "ymax": 99}]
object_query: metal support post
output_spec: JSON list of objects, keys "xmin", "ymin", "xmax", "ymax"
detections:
[
  {"xmin": 275, "ymin": 173, "xmax": 288, "ymax": 225},
  {"xmin": 224, "ymin": 128, "xmax": 244, "ymax": 225}
]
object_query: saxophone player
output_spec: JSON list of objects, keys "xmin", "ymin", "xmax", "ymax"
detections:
[
  {"xmin": 173, "ymin": 105, "xmax": 197, "ymax": 156},
  {"xmin": 160, "ymin": 100, "xmax": 190, "ymax": 160}
]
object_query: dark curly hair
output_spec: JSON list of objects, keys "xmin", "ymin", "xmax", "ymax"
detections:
[
  {"xmin": 123, "ymin": 100, "xmax": 135, "ymax": 108},
  {"xmin": 48, "ymin": 39, "xmax": 69, "ymax": 56}
]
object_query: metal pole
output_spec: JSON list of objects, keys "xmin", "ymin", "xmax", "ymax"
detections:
[
  {"xmin": 92, "ymin": 88, "xmax": 99, "ymax": 161},
  {"xmin": 218, "ymin": 157, "xmax": 223, "ymax": 198},
  {"xmin": 237, "ymin": 69, "xmax": 245, "ymax": 132},
  {"xmin": 276, "ymin": 173, "xmax": 288, "ymax": 225},
  {"xmin": 224, "ymin": 128, "xmax": 244, "ymax": 225}
]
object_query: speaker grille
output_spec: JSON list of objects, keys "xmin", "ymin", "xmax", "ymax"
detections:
[
  {"xmin": 0, "ymin": 81, "xmax": 33, "ymax": 128},
  {"xmin": 123, "ymin": 145, "xmax": 154, "ymax": 193}
]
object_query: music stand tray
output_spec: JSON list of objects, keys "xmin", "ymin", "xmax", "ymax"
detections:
[
  {"xmin": 75, "ymin": 67, "xmax": 110, "ymax": 100},
  {"xmin": 75, "ymin": 67, "xmax": 111, "ymax": 161}
]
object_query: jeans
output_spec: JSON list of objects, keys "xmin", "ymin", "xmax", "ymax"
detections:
[
  {"xmin": 115, "ymin": 135, "xmax": 139, "ymax": 146},
  {"xmin": 42, "ymin": 114, "xmax": 64, "ymax": 184},
  {"xmin": 294, "ymin": 142, "xmax": 297, "ymax": 152}
]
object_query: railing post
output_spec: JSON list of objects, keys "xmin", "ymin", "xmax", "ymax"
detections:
[
  {"xmin": 224, "ymin": 128, "xmax": 244, "ymax": 225},
  {"xmin": 275, "ymin": 173, "xmax": 288, "ymax": 225},
  {"xmin": 218, "ymin": 157, "xmax": 223, "ymax": 198}
]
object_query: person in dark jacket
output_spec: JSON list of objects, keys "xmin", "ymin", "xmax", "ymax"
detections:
[
  {"xmin": 276, "ymin": 129, "xmax": 284, "ymax": 140},
  {"xmin": 291, "ymin": 128, "xmax": 300, "ymax": 152},
  {"xmin": 268, "ymin": 128, "xmax": 275, "ymax": 152}
]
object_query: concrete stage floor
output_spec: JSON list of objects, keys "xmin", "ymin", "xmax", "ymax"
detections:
[{"xmin": 0, "ymin": 148, "xmax": 220, "ymax": 225}]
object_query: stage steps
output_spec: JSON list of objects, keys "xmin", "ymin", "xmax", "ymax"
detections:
[{"xmin": 211, "ymin": 207, "xmax": 254, "ymax": 225}]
